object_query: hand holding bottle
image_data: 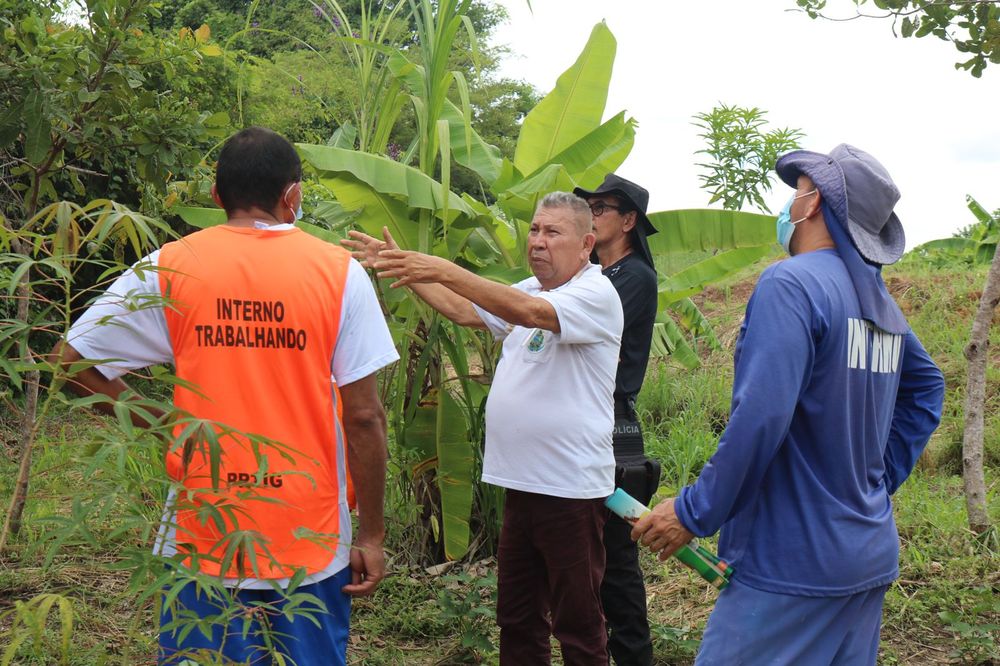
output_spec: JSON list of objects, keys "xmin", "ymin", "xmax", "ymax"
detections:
[{"xmin": 606, "ymin": 488, "xmax": 732, "ymax": 590}]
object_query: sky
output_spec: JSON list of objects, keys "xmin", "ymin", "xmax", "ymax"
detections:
[{"xmin": 491, "ymin": 0, "xmax": 1000, "ymax": 250}]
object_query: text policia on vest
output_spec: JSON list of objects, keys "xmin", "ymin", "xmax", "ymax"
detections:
[{"xmin": 192, "ymin": 297, "xmax": 308, "ymax": 351}]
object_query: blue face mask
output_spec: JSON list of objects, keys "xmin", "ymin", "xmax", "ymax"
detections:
[{"xmin": 775, "ymin": 189, "xmax": 816, "ymax": 253}]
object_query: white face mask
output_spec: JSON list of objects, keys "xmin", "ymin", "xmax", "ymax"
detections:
[{"xmin": 283, "ymin": 183, "xmax": 303, "ymax": 222}]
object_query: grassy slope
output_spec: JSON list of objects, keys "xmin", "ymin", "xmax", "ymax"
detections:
[{"xmin": 0, "ymin": 258, "xmax": 997, "ymax": 665}]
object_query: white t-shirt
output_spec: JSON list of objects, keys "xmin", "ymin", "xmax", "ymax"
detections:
[
  {"xmin": 474, "ymin": 263, "xmax": 622, "ymax": 499},
  {"xmin": 67, "ymin": 223, "xmax": 399, "ymax": 588}
]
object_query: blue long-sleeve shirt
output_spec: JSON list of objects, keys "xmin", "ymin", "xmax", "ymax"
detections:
[{"xmin": 675, "ymin": 250, "xmax": 944, "ymax": 596}]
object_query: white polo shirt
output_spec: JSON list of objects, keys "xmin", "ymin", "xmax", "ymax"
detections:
[{"xmin": 474, "ymin": 263, "xmax": 623, "ymax": 499}]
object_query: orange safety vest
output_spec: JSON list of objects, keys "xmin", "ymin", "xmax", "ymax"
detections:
[{"xmin": 158, "ymin": 225, "xmax": 352, "ymax": 579}]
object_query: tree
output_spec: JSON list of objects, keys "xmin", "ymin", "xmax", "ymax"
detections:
[
  {"xmin": 795, "ymin": 0, "xmax": 1000, "ymax": 77},
  {"xmin": 0, "ymin": 8, "xmax": 356, "ymax": 659},
  {"xmin": 0, "ymin": 0, "xmax": 223, "ymax": 544},
  {"xmin": 962, "ymin": 238, "xmax": 999, "ymax": 535},
  {"xmin": 245, "ymin": 49, "xmax": 360, "ymax": 144},
  {"xmin": 693, "ymin": 104, "xmax": 803, "ymax": 214}
]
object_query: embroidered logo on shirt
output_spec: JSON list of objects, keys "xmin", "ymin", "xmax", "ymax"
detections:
[{"xmin": 526, "ymin": 329, "xmax": 546, "ymax": 353}]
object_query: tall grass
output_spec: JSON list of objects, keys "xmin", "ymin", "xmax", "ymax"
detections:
[
  {"xmin": 888, "ymin": 259, "xmax": 1000, "ymax": 472},
  {"xmin": 638, "ymin": 357, "xmax": 732, "ymax": 493}
]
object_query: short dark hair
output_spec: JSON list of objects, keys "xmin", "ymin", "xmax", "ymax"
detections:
[{"xmin": 215, "ymin": 127, "xmax": 302, "ymax": 213}]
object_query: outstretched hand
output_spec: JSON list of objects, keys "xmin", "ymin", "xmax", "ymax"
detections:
[
  {"xmin": 630, "ymin": 498, "xmax": 694, "ymax": 561},
  {"xmin": 341, "ymin": 226, "xmax": 399, "ymax": 269},
  {"xmin": 374, "ymin": 249, "xmax": 451, "ymax": 288}
]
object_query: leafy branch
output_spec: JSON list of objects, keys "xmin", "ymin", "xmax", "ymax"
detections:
[
  {"xmin": 693, "ymin": 104, "xmax": 803, "ymax": 214},
  {"xmin": 793, "ymin": 1, "xmax": 1000, "ymax": 76}
]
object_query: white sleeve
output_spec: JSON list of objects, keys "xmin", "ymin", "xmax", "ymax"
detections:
[
  {"xmin": 66, "ymin": 250, "xmax": 173, "ymax": 380},
  {"xmin": 472, "ymin": 303, "xmax": 512, "ymax": 340},
  {"xmin": 537, "ymin": 275, "xmax": 623, "ymax": 345},
  {"xmin": 331, "ymin": 259, "xmax": 400, "ymax": 386},
  {"xmin": 471, "ymin": 277, "xmax": 537, "ymax": 341}
]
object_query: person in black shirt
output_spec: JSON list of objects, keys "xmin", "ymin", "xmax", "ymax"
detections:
[{"xmin": 574, "ymin": 175, "xmax": 660, "ymax": 666}]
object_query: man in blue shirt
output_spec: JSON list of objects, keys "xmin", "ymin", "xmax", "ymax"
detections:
[{"xmin": 631, "ymin": 144, "xmax": 945, "ymax": 664}]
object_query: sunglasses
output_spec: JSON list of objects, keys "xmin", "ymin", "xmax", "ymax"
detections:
[{"xmin": 589, "ymin": 202, "xmax": 630, "ymax": 217}]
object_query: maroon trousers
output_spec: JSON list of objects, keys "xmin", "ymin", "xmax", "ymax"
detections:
[{"xmin": 496, "ymin": 489, "xmax": 609, "ymax": 666}]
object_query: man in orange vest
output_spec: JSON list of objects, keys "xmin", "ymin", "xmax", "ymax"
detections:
[{"xmin": 53, "ymin": 127, "xmax": 398, "ymax": 665}]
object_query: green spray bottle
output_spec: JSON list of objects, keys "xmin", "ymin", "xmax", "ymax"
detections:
[{"xmin": 605, "ymin": 488, "xmax": 732, "ymax": 590}]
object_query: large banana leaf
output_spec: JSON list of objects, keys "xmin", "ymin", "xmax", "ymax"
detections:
[
  {"xmin": 647, "ymin": 209, "xmax": 775, "ymax": 255},
  {"xmin": 967, "ymin": 194, "xmax": 993, "ymax": 225},
  {"xmin": 491, "ymin": 157, "xmax": 522, "ymax": 195},
  {"xmin": 977, "ymin": 243, "xmax": 999, "ymax": 264},
  {"xmin": 297, "ymin": 143, "xmax": 479, "ymax": 225},
  {"xmin": 402, "ymin": 396, "xmax": 439, "ymax": 463},
  {"xmin": 910, "ymin": 196, "xmax": 996, "ymax": 264},
  {"xmin": 441, "ymin": 214, "xmax": 517, "ymax": 269},
  {"xmin": 401, "ymin": 387, "xmax": 474, "ymax": 561},
  {"xmin": 310, "ymin": 199, "xmax": 359, "ymax": 237},
  {"xmin": 387, "ymin": 51, "xmax": 424, "ymax": 100},
  {"xmin": 529, "ymin": 111, "xmax": 636, "ymax": 190},
  {"xmin": 317, "ymin": 173, "xmax": 420, "ymax": 250},
  {"xmin": 513, "ymin": 22, "xmax": 616, "ymax": 176},
  {"xmin": 650, "ymin": 319, "xmax": 701, "ymax": 370},
  {"xmin": 659, "ymin": 245, "xmax": 775, "ymax": 304},
  {"xmin": 497, "ymin": 163, "xmax": 576, "ymax": 222},
  {"xmin": 435, "ymin": 386, "xmax": 474, "ymax": 561},
  {"xmin": 668, "ymin": 297, "xmax": 721, "ymax": 350},
  {"xmin": 456, "ymin": 194, "xmax": 519, "ymax": 267},
  {"xmin": 441, "ymin": 99, "xmax": 502, "ymax": 185},
  {"xmin": 650, "ymin": 295, "xmax": 722, "ymax": 370},
  {"xmin": 642, "ymin": 208, "xmax": 777, "ymax": 368},
  {"xmin": 912, "ymin": 237, "xmax": 978, "ymax": 254},
  {"xmin": 912, "ymin": 236, "xmax": 997, "ymax": 265},
  {"xmin": 328, "ymin": 123, "xmax": 357, "ymax": 149},
  {"xmin": 174, "ymin": 206, "xmax": 226, "ymax": 229}
]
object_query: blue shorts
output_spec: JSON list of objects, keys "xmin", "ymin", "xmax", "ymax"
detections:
[
  {"xmin": 158, "ymin": 565, "xmax": 352, "ymax": 665},
  {"xmin": 696, "ymin": 579, "xmax": 888, "ymax": 665}
]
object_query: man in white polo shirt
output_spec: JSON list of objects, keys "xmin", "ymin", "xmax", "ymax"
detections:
[{"xmin": 344, "ymin": 192, "xmax": 623, "ymax": 665}]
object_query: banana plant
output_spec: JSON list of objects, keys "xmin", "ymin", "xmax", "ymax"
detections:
[
  {"xmin": 298, "ymin": 20, "xmax": 636, "ymax": 561},
  {"xmin": 299, "ymin": 14, "xmax": 782, "ymax": 559},
  {"xmin": 173, "ymin": 16, "xmax": 778, "ymax": 561},
  {"xmin": 647, "ymin": 209, "xmax": 778, "ymax": 368},
  {"xmin": 910, "ymin": 195, "xmax": 998, "ymax": 265}
]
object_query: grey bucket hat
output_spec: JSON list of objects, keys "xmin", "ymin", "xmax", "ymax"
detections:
[{"xmin": 775, "ymin": 144, "xmax": 905, "ymax": 265}]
